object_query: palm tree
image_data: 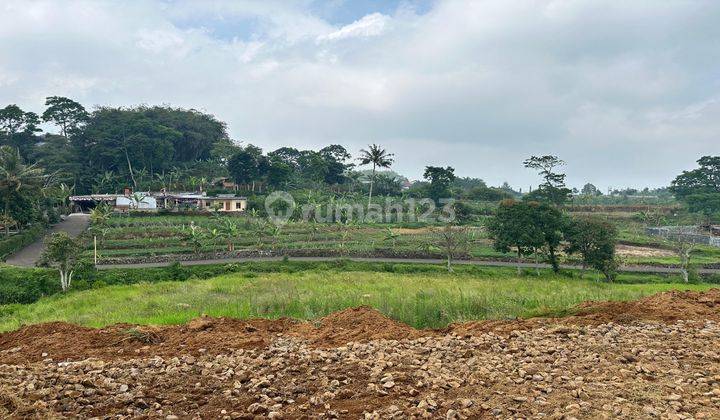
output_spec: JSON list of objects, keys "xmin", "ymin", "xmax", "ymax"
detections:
[
  {"xmin": 357, "ymin": 144, "xmax": 394, "ymax": 207},
  {"xmin": 0, "ymin": 146, "xmax": 44, "ymax": 236}
]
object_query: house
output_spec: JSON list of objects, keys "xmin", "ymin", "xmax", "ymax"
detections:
[
  {"xmin": 71, "ymin": 189, "xmax": 247, "ymax": 213},
  {"xmin": 211, "ymin": 177, "xmax": 239, "ymax": 191},
  {"xmin": 155, "ymin": 192, "xmax": 247, "ymax": 212},
  {"xmin": 70, "ymin": 192, "xmax": 157, "ymax": 212}
]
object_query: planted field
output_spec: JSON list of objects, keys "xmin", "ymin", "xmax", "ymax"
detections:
[{"xmin": 86, "ymin": 214, "xmax": 720, "ymax": 267}]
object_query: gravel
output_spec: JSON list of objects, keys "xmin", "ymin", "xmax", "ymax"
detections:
[{"xmin": 1, "ymin": 319, "xmax": 719, "ymax": 418}]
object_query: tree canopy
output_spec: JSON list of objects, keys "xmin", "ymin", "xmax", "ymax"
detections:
[{"xmin": 670, "ymin": 156, "xmax": 720, "ymax": 218}]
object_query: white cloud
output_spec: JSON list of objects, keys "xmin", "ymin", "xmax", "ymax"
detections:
[
  {"xmin": 0, "ymin": 0, "xmax": 719, "ymax": 189},
  {"xmin": 317, "ymin": 12, "xmax": 390, "ymax": 42}
]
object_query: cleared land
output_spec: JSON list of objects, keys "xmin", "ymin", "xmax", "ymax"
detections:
[{"xmin": 0, "ymin": 289, "xmax": 719, "ymax": 418}]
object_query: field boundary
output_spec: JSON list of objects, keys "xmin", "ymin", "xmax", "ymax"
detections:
[{"xmin": 95, "ymin": 255, "xmax": 720, "ymax": 274}]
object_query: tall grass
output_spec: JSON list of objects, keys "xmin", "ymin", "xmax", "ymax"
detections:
[{"xmin": 0, "ymin": 270, "xmax": 712, "ymax": 331}]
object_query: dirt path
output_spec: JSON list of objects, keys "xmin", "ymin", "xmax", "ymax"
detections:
[
  {"xmin": 4, "ymin": 213, "xmax": 89, "ymax": 267},
  {"xmin": 96, "ymin": 255, "xmax": 720, "ymax": 274},
  {"xmin": 1, "ymin": 290, "xmax": 719, "ymax": 418}
]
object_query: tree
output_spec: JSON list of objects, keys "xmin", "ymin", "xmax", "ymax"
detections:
[
  {"xmin": 423, "ymin": 166, "xmax": 456, "ymax": 204},
  {"xmin": 42, "ymin": 232, "xmax": 82, "ymax": 292},
  {"xmin": 660, "ymin": 227, "xmax": 699, "ymax": 283},
  {"xmin": 523, "ymin": 155, "xmax": 571, "ymax": 205},
  {"xmin": 320, "ymin": 144, "xmax": 352, "ymax": 185},
  {"xmin": 358, "ymin": 144, "xmax": 394, "ymax": 206},
  {"xmin": 487, "ymin": 200, "xmax": 544, "ymax": 274},
  {"xmin": 0, "ymin": 146, "xmax": 44, "ymax": 235},
  {"xmin": 670, "ymin": 156, "xmax": 720, "ymax": 220},
  {"xmin": 42, "ymin": 96, "xmax": 89, "ymax": 137},
  {"xmin": 227, "ymin": 149, "xmax": 260, "ymax": 187},
  {"xmin": 530, "ymin": 202, "xmax": 565, "ymax": 272},
  {"xmin": 581, "ymin": 183, "xmax": 600, "ymax": 196},
  {"xmin": 432, "ymin": 224, "xmax": 471, "ymax": 272},
  {"xmin": 266, "ymin": 156, "xmax": 293, "ymax": 188},
  {"xmin": 564, "ymin": 217, "xmax": 618, "ymax": 281},
  {"xmin": 372, "ymin": 173, "xmax": 403, "ymax": 196},
  {"xmin": 0, "ymin": 105, "xmax": 41, "ymax": 155}
]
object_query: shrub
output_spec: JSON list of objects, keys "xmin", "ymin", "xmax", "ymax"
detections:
[{"xmin": 0, "ymin": 224, "xmax": 46, "ymax": 260}]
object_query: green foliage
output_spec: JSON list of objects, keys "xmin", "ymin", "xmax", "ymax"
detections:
[
  {"xmin": 41, "ymin": 232, "xmax": 82, "ymax": 291},
  {"xmin": 523, "ymin": 155, "xmax": 571, "ymax": 205},
  {"xmin": 228, "ymin": 147, "xmax": 261, "ymax": 185},
  {"xmin": 0, "ymin": 145, "xmax": 45, "ymax": 231},
  {"xmin": 358, "ymin": 144, "xmax": 394, "ymax": 204},
  {"xmin": 487, "ymin": 200, "xmax": 564, "ymax": 272},
  {"xmin": 487, "ymin": 200, "xmax": 544, "ymax": 265},
  {"xmin": 423, "ymin": 166, "xmax": 456, "ymax": 203},
  {"xmin": 41, "ymin": 96, "xmax": 88, "ymax": 137},
  {"xmin": 0, "ymin": 224, "xmax": 46, "ymax": 260},
  {"xmin": 564, "ymin": 217, "xmax": 619, "ymax": 281},
  {"xmin": 670, "ymin": 156, "xmax": 720, "ymax": 218},
  {"xmin": 0, "ymin": 267, "xmax": 711, "ymax": 332},
  {"xmin": 0, "ymin": 266, "xmax": 59, "ymax": 304}
]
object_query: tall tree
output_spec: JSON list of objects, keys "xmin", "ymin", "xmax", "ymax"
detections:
[
  {"xmin": 530, "ymin": 201, "xmax": 565, "ymax": 272},
  {"xmin": 670, "ymin": 156, "xmax": 720, "ymax": 220},
  {"xmin": 524, "ymin": 155, "xmax": 571, "ymax": 205},
  {"xmin": 0, "ymin": 146, "xmax": 45, "ymax": 235},
  {"xmin": 581, "ymin": 183, "xmax": 600, "ymax": 196},
  {"xmin": 0, "ymin": 105, "xmax": 42, "ymax": 156},
  {"xmin": 358, "ymin": 144, "xmax": 394, "ymax": 206},
  {"xmin": 423, "ymin": 166, "xmax": 456, "ymax": 203},
  {"xmin": 320, "ymin": 144, "xmax": 352, "ymax": 185},
  {"xmin": 227, "ymin": 148, "xmax": 260, "ymax": 187},
  {"xmin": 42, "ymin": 96, "xmax": 89, "ymax": 137}
]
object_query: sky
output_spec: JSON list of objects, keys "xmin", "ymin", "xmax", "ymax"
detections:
[{"xmin": 1, "ymin": 0, "xmax": 719, "ymax": 191}]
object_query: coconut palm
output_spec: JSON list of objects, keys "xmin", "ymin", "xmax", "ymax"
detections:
[
  {"xmin": 357, "ymin": 144, "xmax": 394, "ymax": 207},
  {"xmin": 0, "ymin": 146, "xmax": 44, "ymax": 236}
]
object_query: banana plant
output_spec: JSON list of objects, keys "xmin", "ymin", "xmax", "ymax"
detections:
[
  {"xmin": 383, "ymin": 227, "xmax": 400, "ymax": 247},
  {"xmin": 219, "ymin": 218, "xmax": 239, "ymax": 252}
]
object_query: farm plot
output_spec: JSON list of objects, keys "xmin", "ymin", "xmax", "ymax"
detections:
[
  {"xmin": 88, "ymin": 214, "xmax": 503, "ymax": 263},
  {"xmin": 86, "ymin": 214, "xmax": 720, "ymax": 266}
]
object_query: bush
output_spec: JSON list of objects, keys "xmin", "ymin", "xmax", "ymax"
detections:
[
  {"xmin": 0, "ymin": 224, "xmax": 46, "ymax": 260},
  {"xmin": 0, "ymin": 266, "xmax": 59, "ymax": 304}
]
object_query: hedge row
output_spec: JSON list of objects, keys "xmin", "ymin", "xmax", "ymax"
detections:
[{"xmin": 0, "ymin": 225, "xmax": 46, "ymax": 260}]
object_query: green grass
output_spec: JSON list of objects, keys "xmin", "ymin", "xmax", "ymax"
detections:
[{"xmin": 0, "ymin": 269, "xmax": 713, "ymax": 332}]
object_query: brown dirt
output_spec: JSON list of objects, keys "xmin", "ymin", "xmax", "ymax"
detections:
[
  {"xmin": 616, "ymin": 244, "xmax": 675, "ymax": 258},
  {"xmin": 449, "ymin": 288, "xmax": 720, "ymax": 336},
  {"xmin": 0, "ymin": 307, "xmax": 422, "ymax": 365},
  {"xmin": 1, "ymin": 291, "xmax": 719, "ymax": 418}
]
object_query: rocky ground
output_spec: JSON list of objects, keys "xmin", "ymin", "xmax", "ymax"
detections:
[{"xmin": 1, "ymin": 289, "xmax": 719, "ymax": 419}]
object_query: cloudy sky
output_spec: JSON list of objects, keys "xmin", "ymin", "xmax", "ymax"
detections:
[{"xmin": 1, "ymin": 0, "xmax": 719, "ymax": 190}]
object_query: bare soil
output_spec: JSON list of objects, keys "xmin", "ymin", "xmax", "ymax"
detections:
[
  {"xmin": 616, "ymin": 244, "xmax": 676, "ymax": 258},
  {"xmin": 1, "ymin": 290, "xmax": 719, "ymax": 418}
]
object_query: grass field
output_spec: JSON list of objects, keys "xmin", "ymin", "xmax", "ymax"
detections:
[{"xmin": 0, "ymin": 268, "xmax": 712, "ymax": 331}]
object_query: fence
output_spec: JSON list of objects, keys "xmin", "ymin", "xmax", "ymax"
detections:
[{"xmin": 646, "ymin": 226, "xmax": 720, "ymax": 248}]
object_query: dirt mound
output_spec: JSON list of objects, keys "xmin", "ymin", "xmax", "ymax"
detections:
[
  {"xmin": 448, "ymin": 288, "xmax": 720, "ymax": 336},
  {"xmin": 300, "ymin": 306, "xmax": 423, "ymax": 346},
  {"xmin": 0, "ymin": 307, "xmax": 422, "ymax": 364},
  {"xmin": 2, "ymin": 290, "xmax": 719, "ymax": 365},
  {"xmin": 0, "ymin": 317, "xmax": 301, "ymax": 365},
  {"xmin": 575, "ymin": 288, "xmax": 720, "ymax": 323}
]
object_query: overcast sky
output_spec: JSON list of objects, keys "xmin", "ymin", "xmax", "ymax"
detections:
[{"xmin": 1, "ymin": 0, "xmax": 719, "ymax": 190}]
